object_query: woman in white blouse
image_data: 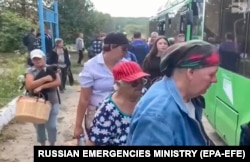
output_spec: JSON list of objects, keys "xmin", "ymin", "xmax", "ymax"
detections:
[{"xmin": 74, "ymin": 32, "xmax": 129, "ymax": 143}]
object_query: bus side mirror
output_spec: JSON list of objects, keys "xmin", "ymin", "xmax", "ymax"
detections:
[{"xmin": 186, "ymin": 10, "xmax": 193, "ymax": 25}]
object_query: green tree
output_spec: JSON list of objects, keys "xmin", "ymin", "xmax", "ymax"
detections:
[
  {"xmin": 0, "ymin": 0, "xmax": 38, "ymax": 22},
  {"xmin": 93, "ymin": 12, "xmax": 114, "ymax": 33},
  {"xmin": 0, "ymin": 0, "xmax": 116, "ymax": 52},
  {"xmin": 58, "ymin": 0, "xmax": 114, "ymax": 45},
  {"xmin": 0, "ymin": 11, "xmax": 34, "ymax": 52}
]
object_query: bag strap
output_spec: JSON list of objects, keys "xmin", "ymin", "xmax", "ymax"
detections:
[{"xmin": 56, "ymin": 87, "xmax": 61, "ymax": 104}]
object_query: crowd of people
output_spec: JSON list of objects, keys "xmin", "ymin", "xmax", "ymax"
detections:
[
  {"xmin": 73, "ymin": 31, "xmax": 219, "ymax": 146},
  {"xmin": 23, "ymin": 29, "xmax": 220, "ymax": 146}
]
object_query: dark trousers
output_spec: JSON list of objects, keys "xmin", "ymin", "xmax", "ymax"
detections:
[
  {"xmin": 77, "ymin": 50, "xmax": 83, "ymax": 64},
  {"xmin": 59, "ymin": 67, "xmax": 67, "ymax": 91}
]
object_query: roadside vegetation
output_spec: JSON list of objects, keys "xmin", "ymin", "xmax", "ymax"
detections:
[{"xmin": 0, "ymin": 52, "xmax": 26, "ymax": 108}]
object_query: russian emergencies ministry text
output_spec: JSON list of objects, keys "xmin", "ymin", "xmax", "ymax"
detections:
[{"xmin": 37, "ymin": 149, "xmax": 203, "ymax": 158}]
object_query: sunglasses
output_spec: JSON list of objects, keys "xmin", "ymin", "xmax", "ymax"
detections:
[{"xmin": 128, "ymin": 78, "xmax": 148, "ymax": 87}]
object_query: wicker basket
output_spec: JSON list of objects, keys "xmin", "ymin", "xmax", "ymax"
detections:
[{"xmin": 15, "ymin": 95, "xmax": 51, "ymax": 124}]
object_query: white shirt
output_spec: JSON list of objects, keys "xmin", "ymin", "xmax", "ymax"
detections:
[
  {"xmin": 184, "ymin": 101, "xmax": 196, "ymax": 120},
  {"xmin": 78, "ymin": 53, "xmax": 127, "ymax": 108}
]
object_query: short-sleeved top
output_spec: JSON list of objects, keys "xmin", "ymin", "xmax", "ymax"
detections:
[
  {"xmin": 78, "ymin": 53, "xmax": 127, "ymax": 108},
  {"xmin": 25, "ymin": 66, "xmax": 59, "ymax": 104},
  {"xmin": 88, "ymin": 94, "xmax": 131, "ymax": 146}
]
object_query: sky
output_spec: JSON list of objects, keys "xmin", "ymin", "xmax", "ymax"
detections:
[{"xmin": 91, "ymin": 0, "xmax": 167, "ymax": 17}]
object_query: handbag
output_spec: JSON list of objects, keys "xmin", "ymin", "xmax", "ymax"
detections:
[{"xmin": 15, "ymin": 93, "xmax": 51, "ymax": 124}]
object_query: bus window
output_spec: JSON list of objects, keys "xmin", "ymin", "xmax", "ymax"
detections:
[
  {"xmin": 204, "ymin": 0, "xmax": 221, "ymax": 44},
  {"xmin": 165, "ymin": 4, "xmax": 188, "ymax": 38},
  {"xmin": 218, "ymin": 0, "xmax": 246, "ymax": 75},
  {"xmin": 191, "ymin": 1, "xmax": 204, "ymax": 39},
  {"xmin": 158, "ymin": 21, "xmax": 166, "ymax": 35},
  {"xmin": 165, "ymin": 12, "xmax": 181, "ymax": 38}
]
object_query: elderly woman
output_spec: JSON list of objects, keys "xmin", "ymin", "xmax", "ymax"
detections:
[
  {"xmin": 74, "ymin": 32, "xmax": 129, "ymax": 143},
  {"xmin": 48, "ymin": 38, "xmax": 71, "ymax": 93},
  {"xmin": 25, "ymin": 49, "xmax": 61, "ymax": 146},
  {"xmin": 127, "ymin": 40, "xmax": 219, "ymax": 146},
  {"xmin": 84, "ymin": 61, "xmax": 149, "ymax": 146}
]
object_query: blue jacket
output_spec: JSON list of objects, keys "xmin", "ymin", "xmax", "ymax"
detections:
[
  {"xmin": 126, "ymin": 77, "xmax": 209, "ymax": 146},
  {"xmin": 129, "ymin": 40, "xmax": 149, "ymax": 66},
  {"xmin": 125, "ymin": 51, "xmax": 138, "ymax": 62}
]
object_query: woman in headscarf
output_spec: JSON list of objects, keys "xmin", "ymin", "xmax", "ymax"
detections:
[{"xmin": 127, "ymin": 40, "xmax": 220, "ymax": 146}]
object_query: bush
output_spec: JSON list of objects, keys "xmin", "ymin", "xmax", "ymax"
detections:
[
  {"xmin": 0, "ymin": 11, "xmax": 35, "ymax": 52},
  {"xmin": 0, "ymin": 54, "xmax": 26, "ymax": 108}
]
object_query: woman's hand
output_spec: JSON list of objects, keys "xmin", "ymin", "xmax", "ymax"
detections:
[
  {"xmin": 73, "ymin": 125, "xmax": 84, "ymax": 140},
  {"xmin": 44, "ymin": 75, "xmax": 53, "ymax": 82},
  {"xmin": 33, "ymin": 86, "xmax": 42, "ymax": 93}
]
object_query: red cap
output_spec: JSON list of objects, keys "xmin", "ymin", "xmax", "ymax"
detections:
[{"xmin": 112, "ymin": 62, "xmax": 150, "ymax": 82}]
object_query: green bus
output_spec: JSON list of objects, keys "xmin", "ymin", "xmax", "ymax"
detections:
[{"xmin": 150, "ymin": 0, "xmax": 250, "ymax": 145}]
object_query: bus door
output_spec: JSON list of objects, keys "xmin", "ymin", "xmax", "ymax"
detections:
[
  {"xmin": 214, "ymin": 0, "xmax": 250, "ymax": 145},
  {"xmin": 236, "ymin": 0, "xmax": 250, "ymax": 145}
]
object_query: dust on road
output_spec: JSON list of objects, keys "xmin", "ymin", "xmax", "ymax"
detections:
[{"xmin": 0, "ymin": 85, "xmax": 80, "ymax": 162}]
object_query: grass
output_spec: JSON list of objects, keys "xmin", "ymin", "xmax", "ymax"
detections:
[
  {"xmin": 0, "ymin": 52, "xmax": 26, "ymax": 108},
  {"xmin": 0, "ymin": 52, "xmax": 25, "ymax": 146},
  {"xmin": 69, "ymin": 52, "xmax": 89, "ymax": 79}
]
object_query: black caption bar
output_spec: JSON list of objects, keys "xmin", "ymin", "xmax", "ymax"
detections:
[{"xmin": 34, "ymin": 146, "xmax": 250, "ymax": 162}]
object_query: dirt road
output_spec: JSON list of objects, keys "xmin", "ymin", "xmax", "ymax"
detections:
[
  {"xmin": 0, "ymin": 85, "xmax": 80, "ymax": 162},
  {"xmin": 0, "ymin": 70, "xmax": 225, "ymax": 162},
  {"xmin": 0, "ymin": 85, "xmax": 225, "ymax": 161}
]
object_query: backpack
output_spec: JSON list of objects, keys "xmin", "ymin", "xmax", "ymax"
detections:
[{"xmin": 22, "ymin": 34, "xmax": 29, "ymax": 47}]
